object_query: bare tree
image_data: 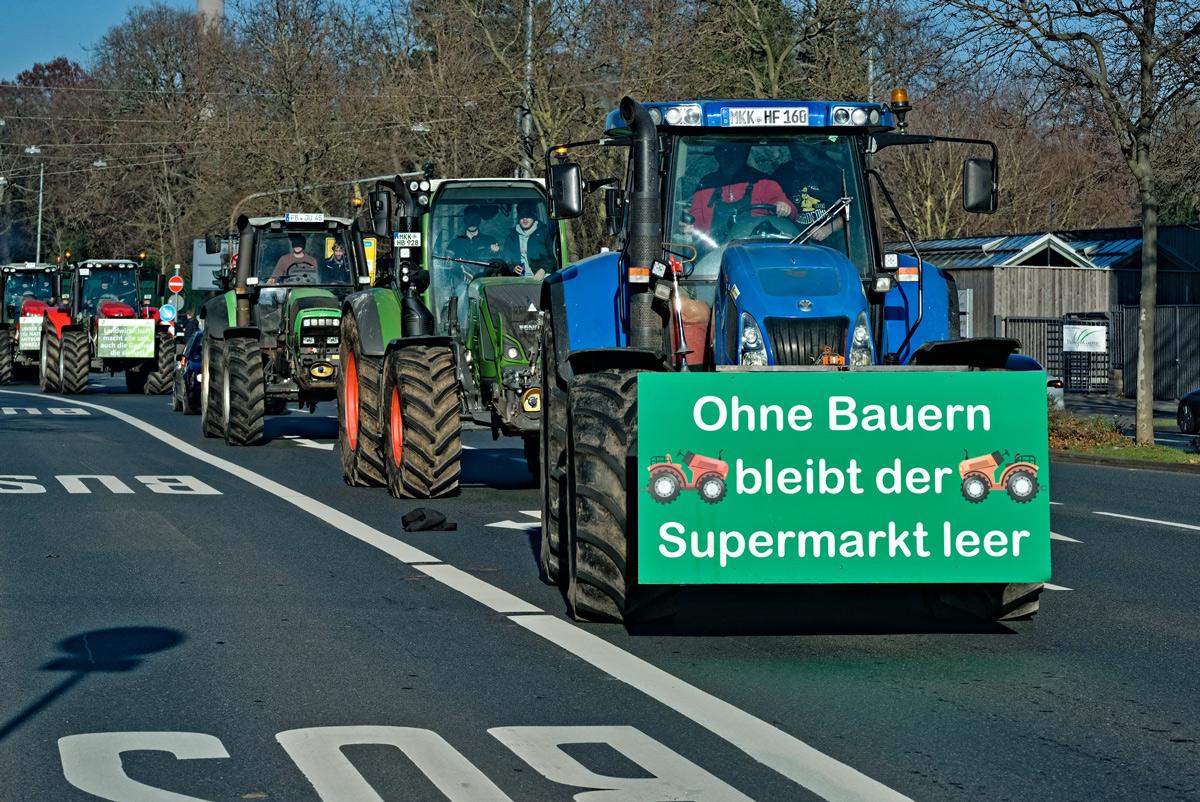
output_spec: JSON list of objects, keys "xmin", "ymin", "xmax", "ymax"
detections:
[{"xmin": 940, "ymin": 0, "xmax": 1200, "ymax": 443}]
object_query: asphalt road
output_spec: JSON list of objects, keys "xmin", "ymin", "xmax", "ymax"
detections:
[{"xmin": 1, "ymin": 375, "xmax": 1197, "ymax": 801}]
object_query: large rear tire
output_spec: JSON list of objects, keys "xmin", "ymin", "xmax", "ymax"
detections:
[
  {"xmin": 565, "ymin": 369, "xmax": 673, "ymax": 624},
  {"xmin": 141, "ymin": 331, "xmax": 174, "ymax": 395},
  {"xmin": 539, "ymin": 319, "xmax": 568, "ymax": 585},
  {"xmin": 59, "ymin": 330, "xmax": 90, "ymax": 395},
  {"xmin": 222, "ymin": 336, "xmax": 266, "ymax": 446},
  {"xmin": 39, "ymin": 330, "xmax": 61, "ymax": 393},
  {"xmin": 200, "ymin": 337, "xmax": 225, "ymax": 438},
  {"xmin": 0, "ymin": 329, "xmax": 13, "ymax": 385},
  {"xmin": 338, "ymin": 314, "xmax": 386, "ymax": 487},
  {"xmin": 381, "ymin": 344, "xmax": 461, "ymax": 499}
]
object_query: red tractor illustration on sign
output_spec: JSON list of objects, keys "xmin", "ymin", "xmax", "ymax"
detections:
[
  {"xmin": 647, "ymin": 450, "xmax": 729, "ymax": 504},
  {"xmin": 958, "ymin": 449, "xmax": 1040, "ymax": 503}
]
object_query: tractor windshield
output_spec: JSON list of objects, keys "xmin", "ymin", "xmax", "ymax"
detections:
[
  {"xmin": 3, "ymin": 271, "xmax": 55, "ymax": 319},
  {"xmin": 80, "ymin": 268, "xmax": 140, "ymax": 315},
  {"xmin": 427, "ymin": 183, "xmax": 559, "ymax": 332},
  {"xmin": 669, "ymin": 134, "xmax": 871, "ymax": 285},
  {"xmin": 255, "ymin": 228, "xmax": 356, "ymax": 288}
]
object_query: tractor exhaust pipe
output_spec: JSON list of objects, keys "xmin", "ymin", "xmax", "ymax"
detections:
[{"xmin": 619, "ymin": 96, "xmax": 664, "ymax": 351}]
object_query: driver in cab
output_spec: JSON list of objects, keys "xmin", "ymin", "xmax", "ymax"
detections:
[
  {"xmin": 682, "ymin": 144, "xmax": 795, "ymax": 246},
  {"xmin": 268, "ymin": 235, "xmax": 318, "ymax": 284}
]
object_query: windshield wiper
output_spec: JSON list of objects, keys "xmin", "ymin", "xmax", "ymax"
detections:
[{"xmin": 790, "ymin": 195, "xmax": 852, "ymax": 245}]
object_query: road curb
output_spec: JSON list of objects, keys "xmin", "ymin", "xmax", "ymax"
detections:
[{"xmin": 1051, "ymin": 449, "xmax": 1200, "ymax": 474}]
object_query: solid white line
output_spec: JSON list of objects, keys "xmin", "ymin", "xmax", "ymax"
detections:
[
  {"xmin": 7, "ymin": 388, "xmax": 912, "ymax": 802},
  {"xmin": 1049, "ymin": 501, "xmax": 1063, "ymax": 506},
  {"xmin": 415, "ymin": 564, "xmax": 542, "ymax": 614},
  {"xmin": 1044, "ymin": 583, "xmax": 1073, "ymax": 591},
  {"xmin": 1093, "ymin": 511, "xmax": 1200, "ymax": 531},
  {"xmin": 1049, "ymin": 532, "xmax": 1082, "ymax": 543},
  {"xmin": 511, "ymin": 615, "xmax": 912, "ymax": 802}
]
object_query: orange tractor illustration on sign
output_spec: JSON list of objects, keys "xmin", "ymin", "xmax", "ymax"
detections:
[
  {"xmin": 958, "ymin": 449, "xmax": 1040, "ymax": 503},
  {"xmin": 647, "ymin": 451, "xmax": 729, "ymax": 504}
]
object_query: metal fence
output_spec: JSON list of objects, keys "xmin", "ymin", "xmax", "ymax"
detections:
[{"xmin": 997, "ymin": 307, "xmax": 1200, "ymax": 399}]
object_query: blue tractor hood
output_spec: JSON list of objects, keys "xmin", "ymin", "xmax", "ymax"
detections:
[{"xmin": 721, "ymin": 242, "xmax": 867, "ymax": 317}]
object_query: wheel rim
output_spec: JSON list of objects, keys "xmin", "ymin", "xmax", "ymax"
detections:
[
  {"xmin": 966, "ymin": 479, "xmax": 985, "ymax": 498},
  {"xmin": 653, "ymin": 475, "xmax": 675, "ymax": 498},
  {"xmin": 345, "ymin": 349, "xmax": 359, "ymax": 450},
  {"xmin": 702, "ymin": 479, "xmax": 723, "ymax": 499},
  {"xmin": 1182, "ymin": 407, "xmax": 1193, "ymax": 431},
  {"xmin": 389, "ymin": 385, "xmax": 404, "ymax": 467},
  {"xmin": 1011, "ymin": 475, "xmax": 1033, "ymax": 497}
]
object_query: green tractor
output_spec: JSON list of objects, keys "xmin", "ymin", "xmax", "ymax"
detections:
[
  {"xmin": 199, "ymin": 213, "xmax": 370, "ymax": 445},
  {"xmin": 338, "ymin": 176, "xmax": 566, "ymax": 497}
]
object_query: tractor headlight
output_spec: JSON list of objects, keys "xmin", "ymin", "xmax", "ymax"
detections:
[
  {"xmin": 302, "ymin": 336, "xmax": 316, "ymax": 345},
  {"xmin": 848, "ymin": 311, "xmax": 874, "ymax": 366},
  {"xmin": 739, "ymin": 312, "xmax": 768, "ymax": 367},
  {"xmin": 325, "ymin": 336, "xmax": 339, "ymax": 345}
]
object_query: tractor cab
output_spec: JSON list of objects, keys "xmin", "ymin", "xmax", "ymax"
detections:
[
  {"xmin": 71, "ymin": 260, "xmax": 147, "ymax": 321},
  {"xmin": 1, "ymin": 263, "xmax": 59, "ymax": 324},
  {"xmin": 550, "ymin": 96, "xmax": 1001, "ymax": 368}
]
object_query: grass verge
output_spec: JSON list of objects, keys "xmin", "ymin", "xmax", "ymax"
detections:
[{"xmin": 1049, "ymin": 404, "xmax": 1200, "ymax": 465}]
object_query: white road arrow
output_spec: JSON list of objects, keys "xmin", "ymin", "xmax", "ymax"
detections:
[
  {"xmin": 282, "ymin": 435, "xmax": 335, "ymax": 451},
  {"xmin": 487, "ymin": 510, "xmax": 540, "ymax": 531}
]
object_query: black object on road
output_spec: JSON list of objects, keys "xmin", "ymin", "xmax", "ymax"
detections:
[{"xmin": 402, "ymin": 508, "xmax": 457, "ymax": 531}]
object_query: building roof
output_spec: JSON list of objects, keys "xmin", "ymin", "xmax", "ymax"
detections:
[{"xmin": 891, "ymin": 224, "xmax": 1200, "ymax": 272}]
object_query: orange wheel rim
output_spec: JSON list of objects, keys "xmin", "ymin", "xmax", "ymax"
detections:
[
  {"xmin": 390, "ymin": 385, "xmax": 404, "ymax": 466},
  {"xmin": 345, "ymin": 350, "xmax": 359, "ymax": 450}
]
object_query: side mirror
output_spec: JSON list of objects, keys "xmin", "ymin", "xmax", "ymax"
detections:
[
  {"xmin": 204, "ymin": 233, "xmax": 222, "ymax": 255},
  {"xmin": 548, "ymin": 162, "xmax": 584, "ymax": 220},
  {"xmin": 963, "ymin": 158, "xmax": 998, "ymax": 214},
  {"xmin": 604, "ymin": 186, "xmax": 624, "ymax": 236},
  {"xmin": 369, "ymin": 190, "xmax": 392, "ymax": 239}
]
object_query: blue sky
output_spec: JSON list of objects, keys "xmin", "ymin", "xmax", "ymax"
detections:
[{"xmin": 0, "ymin": 0, "xmax": 194, "ymax": 81}]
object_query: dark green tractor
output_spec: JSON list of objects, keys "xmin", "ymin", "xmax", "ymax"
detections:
[
  {"xmin": 199, "ymin": 213, "xmax": 370, "ymax": 445},
  {"xmin": 337, "ymin": 176, "xmax": 566, "ymax": 497}
]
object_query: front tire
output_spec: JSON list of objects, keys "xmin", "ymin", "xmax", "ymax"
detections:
[
  {"xmin": 222, "ymin": 337, "xmax": 266, "ymax": 446},
  {"xmin": 40, "ymin": 330, "xmax": 61, "ymax": 393},
  {"xmin": 1004, "ymin": 469, "xmax": 1038, "ymax": 502},
  {"xmin": 200, "ymin": 338, "xmax": 225, "ymax": 438},
  {"xmin": 539, "ymin": 319, "xmax": 568, "ymax": 585},
  {"xmin": 1179, "ymin": 402, "xmax": 1197, "ymax": 434},
  {"xmin": 141, "ymin": 331, "xmax": 174, "ymax": 395},
  {"xmin": 565, "ymin": 369, "xmax": 673, "ymax": 624},
  {"xmin": 381, "ymin": 345, "xmax": 461, "ymax": 498},
  {"xmin": 338, "ymin": 314, "xmax": 386, "ymax": 487},
  {"xmin": 0, "ymin": 329, "xmax": 13, "ymax": 385},
  {"xmin": 59, "ymin": 331, "xmax": 90, "ymax": 395},
  {"xmin": 696, "ymin": 472, "xmax": 727, "ymax": 504}
]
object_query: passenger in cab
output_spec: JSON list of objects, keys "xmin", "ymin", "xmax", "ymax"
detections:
[
  {"xmin": 501, "ymin": 201, "xmax": 557, "ymax": 278},
  {"xmin": 683, "ymin": 144, "xmax": 794, "ymax": 244}
]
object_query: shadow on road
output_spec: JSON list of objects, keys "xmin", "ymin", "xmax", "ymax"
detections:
[
  {"xmin": 0, "ymin": 626, "xmax": 185, "ymax": 742},
  {"xmin": 461, "ymin": 447, "xmax": 536, "ymax": 490}
]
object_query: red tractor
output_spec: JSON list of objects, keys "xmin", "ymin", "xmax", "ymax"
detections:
[
  {"xmin": 40, "ymin": 260, "xmax": 173, "ymax": 395},
  {"xmin": 646, "ymin": 451, "xmax": 729, "ymax": 504},
  {"xmin": 0, "ymin": 263, "xmax": 60, "ymax": 384},
  {"xmin": 958, "ymin": 449, "xmax": 1040, "ymax": 503}
]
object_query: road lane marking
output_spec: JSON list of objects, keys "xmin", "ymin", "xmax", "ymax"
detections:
[
  {"xmin": 1093, "ymin": 511, "xmax": 1200, "ymax": 531},
  {"xmin": 414, "ymin": 564, "xmax": 541, "ymax": 614},
  {"xmin": 1044, "ymin": 583, "xmax": 1072, "ymax": 591},
  {"xmin": 282, "ymin": 435, "xmax": 336, "ymax": 451},
  {"xmin": 511, "ymin": 615, "xmax": 911, "ymax": 802},
  {"xmin": 1050, "ymin": 532, "xmax": 1081, "ymax": 543},
  {"xmin": 1049, "ymin": 501, "xmax": 1062, "ymax": 506},
  {"xmin": 487, "ymin": 511, "xmax": 541, "ymax": 532},
  {"xmin": 4, "ymin": 389, "xmax": 912, "ymax": 802}
]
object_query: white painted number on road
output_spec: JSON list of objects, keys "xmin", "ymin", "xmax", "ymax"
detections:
[
  {"xmin": 492, "ymin": 725, "xmax": 754, "ymax": 801},
  {"xmin": 59, "ymin": 731, "xmax": 229, "ymax": 802},
  {"xmin": 277, "ymin": 726, "xmax": 512, "ymax": 802}
]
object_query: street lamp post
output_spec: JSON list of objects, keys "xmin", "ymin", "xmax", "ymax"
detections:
[{"xmin": 24, "ymin": 146, "xmax": 43, "ymax": 263}]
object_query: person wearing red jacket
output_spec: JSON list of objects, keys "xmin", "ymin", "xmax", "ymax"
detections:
[{"xmin": 684, "ymin": 144, "xmax": 795, "ymax": 243}]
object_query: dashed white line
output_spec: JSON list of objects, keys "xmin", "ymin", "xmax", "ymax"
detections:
[
  {"xmin": 1050, "ymin": 532, "xmax": 1082, "ymax": 543},
  {"xmin": 1093, "ymin": 511, "xmax": 1200, "ymax": 531},
  {"xmin": 3, "ymin": 388, "xmax": 912, "ymax": 802},
  {"xmin": 1044, "ymin": 583, "xmax": 1073, "ymax": 591},
  {"xmin": 1049, "ymin": 501, "xmax": 1063, "ymax": 506}
]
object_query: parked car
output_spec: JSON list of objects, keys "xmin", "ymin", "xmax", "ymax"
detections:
[
  {"xmin": 1006, "ymin": 353, "xmax": 1064, "ymax": 408},
  {"xmin": 1177, "ymin": 389, "xmax": 1200, "ymax": 433},
  {"xmin": 172, "ymin": 326, "xmax": 203, "ymax": 415}
]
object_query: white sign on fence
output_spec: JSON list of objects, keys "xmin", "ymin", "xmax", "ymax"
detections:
[{"xmin": 1063, "ymin": 323, "xmax": 1107, "ymax": 354}]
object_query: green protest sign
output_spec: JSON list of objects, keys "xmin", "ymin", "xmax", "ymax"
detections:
[
  {"xmin": 96, "ymin": 319, "xmax": 155, "ymax": 359},
  {"xmin": 636, "ymin": 371, "xmax": 1050, "ymax": 584}
]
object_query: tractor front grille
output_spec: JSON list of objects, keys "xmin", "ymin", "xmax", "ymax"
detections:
[{"xmin": 764, "ymin": 316, "xmax": 848, "ymax": 365}]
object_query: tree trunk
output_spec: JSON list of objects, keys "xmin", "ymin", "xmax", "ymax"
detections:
[{"xmin": 1134, "ymin": 159, "xmax": 1158, "ymax": 446}]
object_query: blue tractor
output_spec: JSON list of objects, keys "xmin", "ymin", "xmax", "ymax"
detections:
[{"xmin": 538, "ymin": 94, "xmax": 1041, "ymax": 623}]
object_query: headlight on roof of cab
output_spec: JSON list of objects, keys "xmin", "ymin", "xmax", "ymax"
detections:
[
  {"xmin": 851, "ymin": 108, "xmax": 869, "ymax": 126},
  {"xmin": 832, "ymin": 107, "xmax": 851, "ymax": 125}
]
